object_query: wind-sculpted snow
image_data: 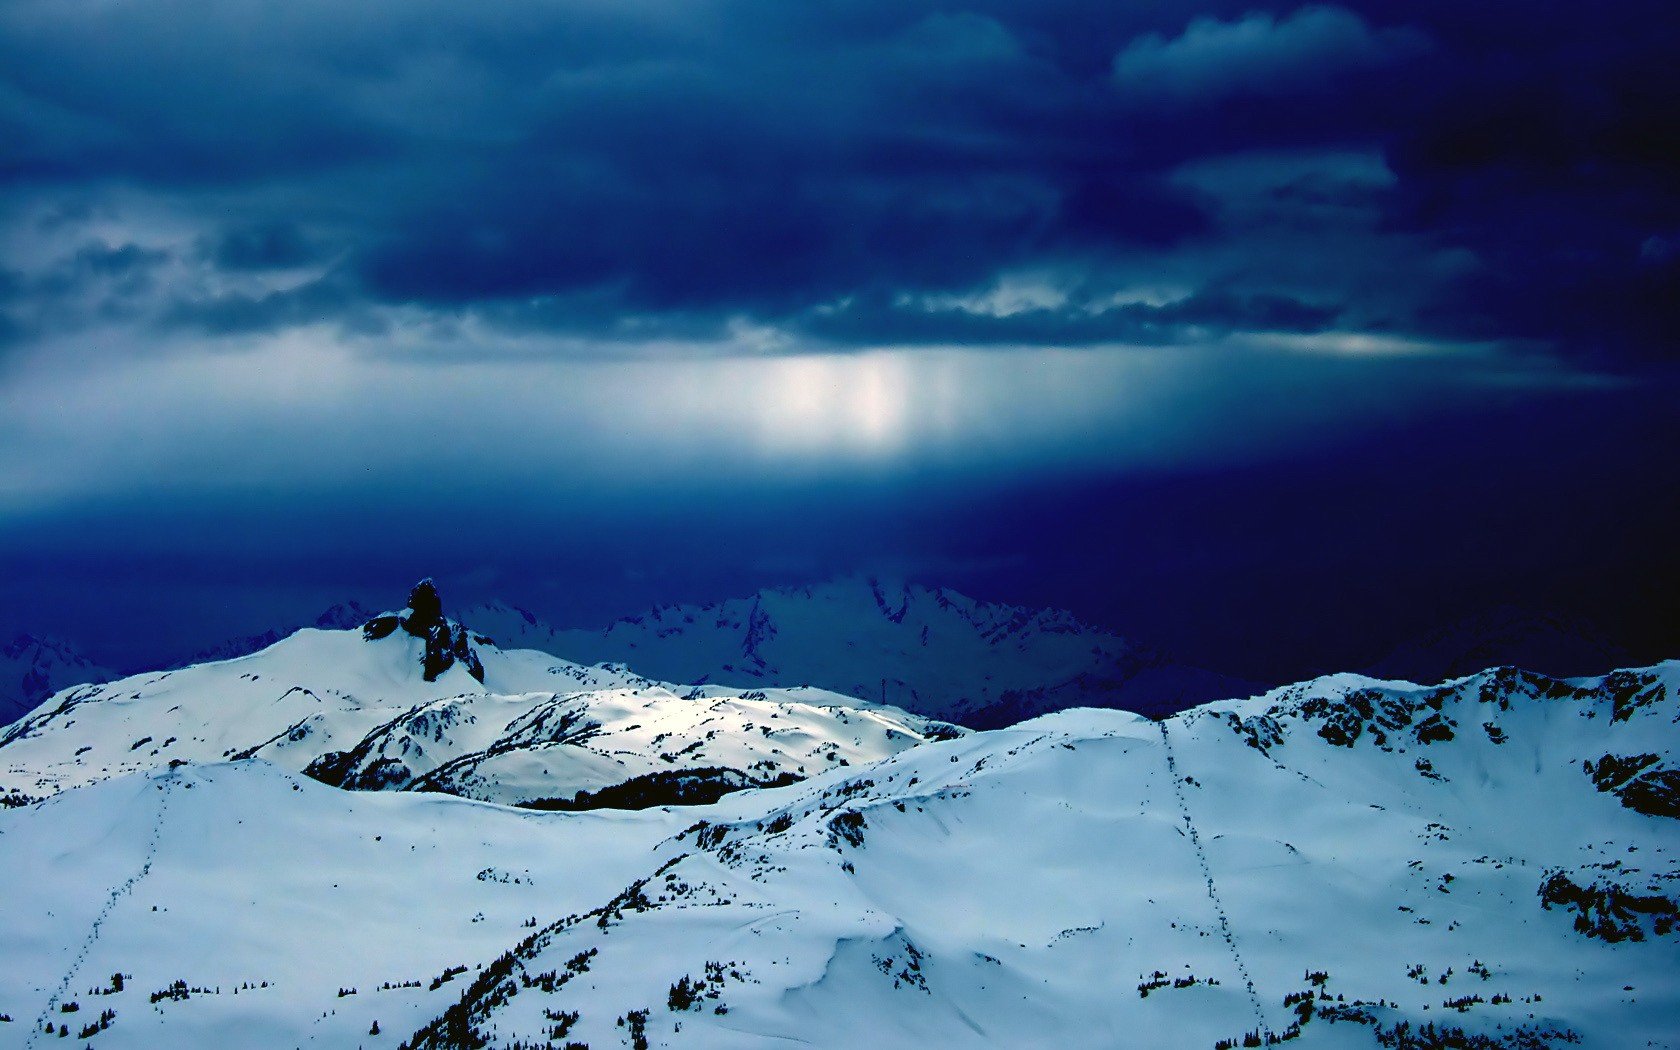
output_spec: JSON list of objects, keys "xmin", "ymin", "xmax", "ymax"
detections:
[
  {"xmin": 1, "ymin": 660, "xmax": 1676, "ymax": 1048},
  {"xmin": 0, "ymin": 586, "xmax": 960, "ymax": 809}
]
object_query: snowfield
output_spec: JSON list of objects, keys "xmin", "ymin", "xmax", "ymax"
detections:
[
  {"xmin": 0, "ymin": 762, "xmax": 680, "ymax": 1048},
  {"xmin": 2, "ymin": 654, "xmax": 1676, "ymax": 1048}
]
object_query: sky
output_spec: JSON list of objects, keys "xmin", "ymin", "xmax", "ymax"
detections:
[{"xmin": 0, "ymin": 0, "xmax": 1676, "ymax": 679}]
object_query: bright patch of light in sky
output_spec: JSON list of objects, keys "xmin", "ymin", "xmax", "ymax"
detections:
[{"xmin": 0, "ymin": 323, "xmax": 1604, "ymax": 517}]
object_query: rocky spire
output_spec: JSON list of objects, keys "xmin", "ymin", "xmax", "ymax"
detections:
[
  {"xmin": 361, "ymin": 579, "xmax": 486, "ymax": 684},
  {"xmin": 405, "ymin": 579, "xmax": 444, "ymax": 628}
]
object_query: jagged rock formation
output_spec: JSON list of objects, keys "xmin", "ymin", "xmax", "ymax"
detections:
[{"xmin": 360, "ymin": 580, "xmax": 485, "ymax": 683}]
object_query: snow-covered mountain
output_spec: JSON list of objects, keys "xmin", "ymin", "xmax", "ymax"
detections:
[
  {"xmin": 0, "ymin": 582, "xmax": 958, "ymax": 808},
  {"xmin": 455, "ymin": 598, "xmax": 577, "ymax": 654},
  {"xmin": 0, "ymin": 633, "xmax": 113, "ymax": 730},
  {"xmin": 1, "ymin": 659, "xmax": 1675, "ymax": 1047},
  {"xmin": 525, "ymin": 577, "xmax": 1253, "ymax": 728},
  {"xmin": 159, "ymin": 582, "xmax": 1246, "ymax": 729}
]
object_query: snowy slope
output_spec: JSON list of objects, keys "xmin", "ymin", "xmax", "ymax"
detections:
[
  {"xmin": 304, "ymin": 682, "xmax": 960, "ymax": 808},
  {"xmin": 167, "ymin": 601, "xmax": 377, "ymax": 670},
  {"xmin": 384, "ymin": 659, "xmax": 1680, "ymax": 1050},
  {"xmin": 2, "ymin": 660, "xmax": 1675, "ymax": 1048},
  {"xmin": 0, "ymin": 634, "xmax": 112, "ymax": 730},
  {"xmin": 0, "ymin": 584, "xmax": 958, "ymax": 808},
  {"xmin": 0, "ymin": 762, "xmax": 687, "ymax": 1048},
  {"xmin": 537, "ymin": 577, "xmax": 1253, "ymax": 728}
]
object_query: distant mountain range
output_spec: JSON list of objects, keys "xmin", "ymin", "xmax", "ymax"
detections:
[
  {"xmin": 469, "ymin": 578, "xmax": 1257, "ymax": 728},
  {"xmin": 0, "ymin": 633, "xmax": 113, "ymax": 728},
  {"xmin": 23, "ymin": 578, "xmax": 1249, "ymax": 730},
  {"xmin": 1, "ymin": 582, "xmax": 1647, "ymax": 736}
]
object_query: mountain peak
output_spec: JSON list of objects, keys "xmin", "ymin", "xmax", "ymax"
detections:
[
  {"xmin": 312, "ymin": 601, "xmax": 376, "ymax": 630},
  {"xmin": 361, "ymin": 579, "xmax": 485, "ymax": 683},
  {"xmin": 405, "ymin": 578, "xmax": 444, "ymax": 626}
]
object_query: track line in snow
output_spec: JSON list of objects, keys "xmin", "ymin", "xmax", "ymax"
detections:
[
  {"xmin": 1158, "ymin": 721, "xmax": 1268, "ymax": 1037},
  {"xmin": 25, "ymin": 771, "xmax": 176, "ymax": 1048}
]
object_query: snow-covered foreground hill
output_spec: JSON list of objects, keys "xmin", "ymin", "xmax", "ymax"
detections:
[
  {"xmin": 525, "ymin": 577, "xmax": 1253, "ymax": 728},
  {"xmin": 2, "ymin": 660, "xmax": 1676, "ymax": 1048},
  {"xmin": 0, "ymin": 583, "xmax": 959, "ymax": 809},
  {"xmin": 0, "ymin": 762, "xmax": 682, "ymax": 1048}
]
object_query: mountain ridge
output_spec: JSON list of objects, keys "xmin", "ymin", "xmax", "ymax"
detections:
[
  {"xmin": 1, "ymin": 654, "xmax": 1674, "ymax": 1047},
  {"xmin": 0, "ymin": 582, "xmax": 962, "ymax": 809}
]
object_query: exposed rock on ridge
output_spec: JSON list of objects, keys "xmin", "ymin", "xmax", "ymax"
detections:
[{"xmin": 361, "ymin": 579, "xmax": 486, "ymax": 683}]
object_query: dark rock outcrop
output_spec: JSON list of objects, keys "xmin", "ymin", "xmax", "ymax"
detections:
[{"xmin": 361, "ymin": 579, "xmax": 486, "ymax": 684}]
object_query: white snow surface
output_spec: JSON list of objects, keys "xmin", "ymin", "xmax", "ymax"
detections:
[
  {"xmin": 2, "ymin": 659, "xmax": 1677, "ymax": 1048},
  {"xmin": 0, "ymin": 625, "xmax": 960, "ymax": 807}
]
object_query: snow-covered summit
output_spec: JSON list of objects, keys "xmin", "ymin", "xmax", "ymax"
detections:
[
  {"xmin": 389, "ymin": 657, "xmax": 1680, "ymax": 1048},
  {"xmin": 359, "ymin": 578, "xmax": 487, "ymax": 683},
  {"xmin": 148, "ymin": 577, "xmax": 1253, "ymax": 729},
  {"xmin": 0, "ymin": 581, "xmax": 961, "ymax": 808}
]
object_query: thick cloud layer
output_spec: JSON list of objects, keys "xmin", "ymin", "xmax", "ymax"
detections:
[
  {"xmin": 0, "ymin": 1, "xmax": 1675, "ymax": 676},
  {"xmin": 2, "ymin": 0, "xmax": 1675, "ymax": 358}
]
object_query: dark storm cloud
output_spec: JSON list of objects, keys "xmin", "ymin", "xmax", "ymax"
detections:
[
  {"xmin": 0, "ymin": 239, "xmax": 173, "ymax": 347},
  {"xmin": 160, "ymin": 274, "xmax": 360, "ymax": 336},
  {"xmin": 795, "ymin": 288, "xmax": 1341, "ymax": 347},
  {"xmin": 1110, "ymin": 5, "xmax": 1429, "ymax": 105},
  {"xmin": 0, "ymin": 0, "xmax": 1676, "ymax": 357},
  {"xmin": 1379, "ymin": 1, "xmax": 1680, "ymax": 359},
  {"xmin": 0, "ymin": 0, "xmax": 1676, "ymax": 690},
  {"xmin": 203, "ymin": 223, "xmax": 325, "ymax": 272}
]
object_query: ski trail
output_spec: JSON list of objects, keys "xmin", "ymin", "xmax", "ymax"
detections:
[
  {"xmin": 1159, "ymin": 721, "xmax": 1268, "ymax": 1037},
  {"xmin": 25, "ymin": 771, "xmax": 176, "ymax": 1047}
]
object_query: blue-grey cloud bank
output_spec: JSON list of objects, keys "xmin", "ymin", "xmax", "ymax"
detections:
[{"xmin": 0, "ymin": 0, "xmax": 1675, "ymax": 678}]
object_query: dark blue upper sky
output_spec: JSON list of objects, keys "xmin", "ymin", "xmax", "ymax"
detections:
[{"xmin": 0, "ymin": 0, "xmax": 1675, "ymax": 677}]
